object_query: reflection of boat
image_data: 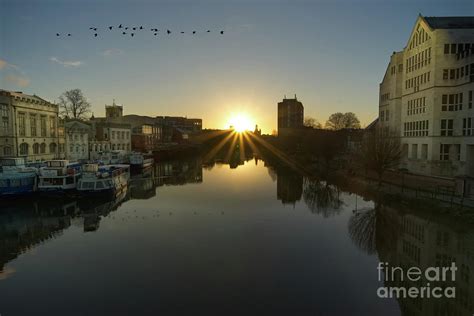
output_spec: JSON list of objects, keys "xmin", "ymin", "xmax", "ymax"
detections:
[
  {"xmin": 38, "ymin": 160, "xmax": 82, "ymax": 192},
  {"xmin": 0, "ymin": 158, "xmax": 38, "ymax": 196},
  {"xmin": 129, "ymin": 152, "xmax": 154, "ymax": 171},
  {"xmin": 77, "ymin": 164, "xmax": 130, "ymax": 196}
]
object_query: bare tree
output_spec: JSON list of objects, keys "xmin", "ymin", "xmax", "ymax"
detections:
[
  {"xmin": 58, "ymin": 89, "xmax": 91, "ymax": 119},
  {"xmin": 358, "ymin": 127, "xmax": 402, "ymax": 184},
  {"xmin": 304, "ymin": 116, "xmax": 322, "ymax": 129},
  {"xmin": 325, "ymin": 112, "xmax": 361, "ymax": 130}
]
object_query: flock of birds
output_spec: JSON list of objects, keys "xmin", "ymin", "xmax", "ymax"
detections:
[{"xmin": 56, "ymin": 24, "xmax": 225, "ymax": 37}]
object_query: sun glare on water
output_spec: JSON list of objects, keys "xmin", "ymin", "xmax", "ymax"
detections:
[{"xmin": 227, "ymin": 113, "xmax": 254, "ymax": 132}]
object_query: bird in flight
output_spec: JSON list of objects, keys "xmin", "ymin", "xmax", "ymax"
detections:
[
  {"xmin": 90, "ymin": 27, "xmax": 98, "ymax": 31},
  {"xmin": 132, "ymin": 27, "xmax": 136, "ymax": 30},
  {"xmin": 207, "ymin": 30, "xmax": 211, "ymax": 32},
  {"xmin": 109, "ymin": 26, "xmax": 113, "ymax": 30},
  {"xmin": 56, "ymin": 33, "xmax": 60, "ymax": 36},
  {"xmin": 154, "ymin": 33, "xmax": 157, "ymax": 36},
  {"xmin": 94, "ymin": 33, "xmax": 98, "ymax": 37},
  {"xmin": 131, "ymin": 33, "xmax": 135, "ymax": 37},
  {"xmin": 118, "ymin": 24, "xmax": 122, "ymax": 28},
  {"xmin": 139, "ymin": 26, "xmax": 143, "ymax": 30},
  {"xmin": 192, "ymin": 31, "xmax": 196, "ymax": 34},
  {"xmin": 181, "ymin": 31, "xmax": 185, "ymax": 34},
  {"xmin": 125, "ymin": 27, "xmax": 129, "ymax": 30},
  {"xmin": 220, "ymin": 31, "xmax": 224, "ymax": 34},
  {"xmin": 167, "ymin": 30, "xmax": 171, "ymax": 34},
  {"xmin": 67, "ymin": 33, "xmax": 71, "ymax": 36},
  {"xmin": 122, "ymin": 32, "xmax": 127, "ymax": 35}
]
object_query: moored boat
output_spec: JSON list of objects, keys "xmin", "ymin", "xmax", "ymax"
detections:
[
  {"xmin": 38, "ymin": 160, "xmax": 82, "ymax": 193},
  {"xmin": 77, "ymin": 164, "xmax": 130, "ymax": 196},
  {"xmin": 0, "ymin": 158, "xmax": 38, "ymax": 197},
  {"xmin": 129, "ymin": 152, "xmax": 154, "ymax": 171}
]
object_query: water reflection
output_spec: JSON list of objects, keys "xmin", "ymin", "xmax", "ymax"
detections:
[
  {"xmin": 0, "ymin": 153, "xmax": 473, "ymax": 315},
  {"xmin": 348, "ymin": 200, "xmax": 474, "ymax": 315}
]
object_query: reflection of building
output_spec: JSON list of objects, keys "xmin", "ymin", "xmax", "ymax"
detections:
[
  {"xmin": 0, "ymin": 90, "xmax": 63, "ymax": 161},
  {"xmin": 276, "ymin": 169, "xmax": 303, "ymax": 205},
  {"xmin": 379, "ymin": 15, "xmax": 474, "ymax": 177},
  {"xmin": 154, "ymin": 157, "xmax": 203, "ymax": 186},
  {"xmin": 376, "ymin": 206, "xmax": 474, "ymax": 316},
  {"xmin": 278, "ymin": 95, "xmax": 304, "ymax": 136},
  {"xmin": 65, "ymin": 119, "xmax": 91, "ymax": 161}
]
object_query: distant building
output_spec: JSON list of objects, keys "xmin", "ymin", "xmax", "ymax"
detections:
[
  {"xmin": 64, "ymin": 120, "xmax": 91, "ymax": 161},
  {"xmin": 0, "ymin": 90, "xmax": 63, "ymax": 161},
  {"xmin": 89, "ymin": 120, "xmax": 131, "ymax": 159},
  {"xmin": 131, "ymin": 124, "xmax": 161, "ymax": 152},
  {"xmin": 156, "ymin": 116, "xmax": 202, "ymax": 142},
  {"xmin": 105, "ymin": 101, "xmax": 123, "ymax": 119},
  {"xmin": 379, "ymin": 15, "xmax": 474, "ymax": 177},
  {"xmin": 278, "ymin": 95, "xmax": 304, "ymax": 136}
]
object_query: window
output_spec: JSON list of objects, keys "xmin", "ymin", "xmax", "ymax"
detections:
[
  {"xmin": 40, "ymin": 143, "xmax": 46, "ymax": 154},
  {"xmin": 440, "ymin": 144, "xmax": 450, "ymax": 160},
  {"xmin": 470, "ymin": 91, "xmax": 473, "ymax": 109},
  {"xmin": 443, "ymin": 69, "xmax": 448, "ymax": 80},
  {"xmin": 440, "ymin": 119, "xmax": 453, "ymax": 136},
  {"xmin": 33, "ymin": 143, "xmax": 39, "ymax": 154},
  {"xmin": 30, "ymin": 114, "xmax": 37, "ymax": 136},
  {"xmin": 49, "ymin": 143, "xmax": 57, "ymax": 154},
  {"xmin": 451, "ymin": 44, "xmax": 457, "ymax": 54},
  {"xmin": 19, "ymin": 143, "xmax": 28, "ymax": 156},
  {"xmin": 421, "ymin": 144, "xmax": 428, "ymax": 160},
  {"xmin": 411, "ymin": 144, "xmax": 418, "ymax": 159},
  {"xmin": 18, "ymin": 113, "xmax": 26, "ymax": 136},
  {"xmin": 49, "ymin": 117, "xmax": 56, "ymax": 137},
  {"xmin": 40, "ymin": 115, "xmax": 47, "ymax": 137},
  {"xmin": 463, "ymin": 118, "xmax": 473, "ymax": 136},
  {"xmin": 454, "ymin": 144, "xmax": 461, "ymax": 161}
]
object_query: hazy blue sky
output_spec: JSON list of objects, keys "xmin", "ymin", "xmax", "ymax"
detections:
[{"xmin": 0, "ymin": 0, "xmax": 471, "ymax": 132}]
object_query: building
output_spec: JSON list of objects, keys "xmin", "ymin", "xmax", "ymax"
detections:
[
  {"xmin": 0, "ymin": 90, "xmax": 63, "ymax": 161},
  {"xmin": 90, "ymin": 121, "xmax": 131, "ymax": 153},
  {"xmin": 64, "ymin": 120, "xmax": 91, "ymax": 161},
  {"xmin": 131, "ymin": 124, "xmax": 161, "ymax": 152},
  {"xmin": 156, "ymin": 116, "xmax": 202, "ymax": 142},
  {"xmin": 277, "ymin": 95, "xmax": 304, "ymax": 136},
  {"xmin": 379, "ymin": 15, "xmax": 474, "ymax": 177}
]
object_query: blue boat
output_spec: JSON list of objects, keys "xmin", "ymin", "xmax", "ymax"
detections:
[{"xmin": 0, "ymin": 158, "xmax": 39, "ymax": 197}]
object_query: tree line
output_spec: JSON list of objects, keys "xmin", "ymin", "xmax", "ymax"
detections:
[{"xmin": 304, "ymin": 112, "xmax": 361, "ymax": 130}]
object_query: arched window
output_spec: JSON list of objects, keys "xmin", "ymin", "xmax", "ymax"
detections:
[
  {"xmin": 49, "ymin": 143, "xmax": 57, "ymax": 154},
  {"xmin": 3, "ymin": 146, "xmax": 12, "ymax": 156},
  {"xmin": 76, "ymin": 145, "xmax": 80, "ymax": 153},
  {"xmin": 33, "ymin": 143, "xmax": 40, "ymax": 154},
  {"xmin": 40, "ymin": 143, "xmax": 46, "ymax": 154},
  {"xmin": 20, "ymin": 143, "xmax": 29, "ymax": 156}
]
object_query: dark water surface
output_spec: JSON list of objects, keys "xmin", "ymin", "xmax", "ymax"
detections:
[{"xmin": 0, "ymin": 156, "xmax": 473, "ymax": 315}]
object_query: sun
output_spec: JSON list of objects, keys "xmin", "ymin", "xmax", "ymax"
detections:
[{"xmin": 227, "ymin": 113, "xmax": 254, "ymax": 132}]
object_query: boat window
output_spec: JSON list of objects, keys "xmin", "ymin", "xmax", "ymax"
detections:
[
  {"xmin": 83, "ymin": 181, "xmax": 95, "ymax": 189},
  {"xmin": 66, "ymin": 177, "xmax": 74, "ymax": 185},
  {"xmin": 21, "ymin": 177, "xmax": 33, "ymax": 185},
  {"xmin": 10, "ymin": 179, "xmax": 20, "ymax": 187},
  {"xmin": 0, "ymin": 179, "xmax": 8, "ymax": 187},
  {"xmin": 96, "ymin": 181, "xmax": 105, "ymax": 189}
]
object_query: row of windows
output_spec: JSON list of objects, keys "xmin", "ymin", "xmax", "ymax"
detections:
[
  {"xmin": 403, "ymin": 120, "xmax": 429, "ymax": 137},
  {"xmin": 442, "ymin": 64, "xmax": 474, "ymax": 81},
  {"xmin": 441, "ymin": 93, "xmax": 465, "ymax": 112},
  {"xmin": 69, "ymin": 144, "xmax": 86, "ymax": 154},
  {"xmin": 443, "ymin": 43, "xmax": 474, "ymax": 56},
  {"xmin": 409, "ymin": 143, "xmax": 429, "ymax": 160},
  {"xmin": 380, "ymin": 92, "xmax": 390, "ymax": 103},
  {"xmin": 18, "ymin": 112, "xmax": 57, "ymax": 137},
  {"xmin": 19, "ymin": 143, "xmax": 58, "ymax": 156},
  {"xmin": 389, "ymin": 64, "xmax": 403, "ymax": 75},
  {"xmin": 90, "ymin": 143, "xmax": 131, "ymax": 151},
  {"xmin": 406, "ymin": 47, "xmax": 431, "ymax": 73},
  {"xmin": 111, "ymin": 130, "xmax": 130, "ymax": 140},
  {"xmin": 405, "ymin": 71, "xmax": 431, "ymax": 90},
  {"xmin": 407, "ymin": 97, "xmax": 426, "ymax": 116}
]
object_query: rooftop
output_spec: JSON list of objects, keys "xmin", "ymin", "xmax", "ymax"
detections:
[{"xmin": 423, "ymin": 16, "xmax": 474, "ymax": 29}]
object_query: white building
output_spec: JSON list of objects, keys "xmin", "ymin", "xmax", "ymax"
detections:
[
  {"xmin": 0, "ymin": 90, "xmax": 64, "ymax": 161},
  {"xmin": 64, "ymin": 120, "xmax": 91, "ymax": 161},
  {"xmin": 379, "ymin": 15, "xmax": 474, "ymax": 178}
]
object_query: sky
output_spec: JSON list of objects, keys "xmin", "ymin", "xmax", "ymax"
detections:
[{"xmin": 0, "ymin": 0, "xmax": 472, "ymax": 133}]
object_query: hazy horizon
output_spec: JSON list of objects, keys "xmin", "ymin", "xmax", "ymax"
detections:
[{"xmin": 1, "ymin": 0, "xmax": 472, "ymax": 133}]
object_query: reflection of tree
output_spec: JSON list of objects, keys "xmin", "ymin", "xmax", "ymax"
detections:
[
  {"xmin": 348, "ymin": 203, "xmax": 400, "ymax": 256},
  {"xmin": 303, "ymin": 179, "xmax": 343, "ymax": 217}
]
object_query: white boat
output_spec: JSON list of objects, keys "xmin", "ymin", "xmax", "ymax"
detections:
[
  {"xmin": 129, "ymin": 152, "xmax": 154, "ymax": 170},
  {"xmin": 77, "ymin": 164, "xmax": 130, "ymax": 196},
  {"xmin": 0, "ymin": 158, "xmax": 38, "ymax": 196},
  {"xmin": 38, "ymin": 160, "xmax": 82, "ymax": 192}
]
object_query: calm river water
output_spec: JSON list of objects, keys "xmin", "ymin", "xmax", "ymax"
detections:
[{"xmin": 0, "ymin": 155, "xmax": 473, "ymax": 315}]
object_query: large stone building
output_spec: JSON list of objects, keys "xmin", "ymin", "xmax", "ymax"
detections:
[
  {"xmin": 379, "ymin": 15, "xmax": 474, "ymax": 177},
  {"xmin": 0, "ymin": 90, "xmax": 63, "ymax": 161},
  {"xmin": 64, "ymin": 120, "xmax": 91, "ymax": 161},
  {"xmin": 277, "ymin": 95, "xmax": 304, "ymax": 136}
]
